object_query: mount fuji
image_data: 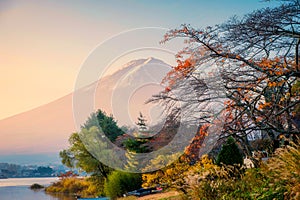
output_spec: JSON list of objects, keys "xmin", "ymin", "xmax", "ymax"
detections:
[{"xmin": 0, "ymin": 57, "xmax": 171, "ymax": 157}]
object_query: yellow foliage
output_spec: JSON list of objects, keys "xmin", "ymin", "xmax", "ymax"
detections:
[
  {"xmin": 142, "ymin": 158, "xmax": 191, "ymax": 189},
  {"xmin": 46, "ymin": 177, "xmax": 100, "ymax": 197}
]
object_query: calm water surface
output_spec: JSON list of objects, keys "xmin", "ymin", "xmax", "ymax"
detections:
[{"xmin": 0, "ymin": 177, "xmax": 76, "ymax": 200}]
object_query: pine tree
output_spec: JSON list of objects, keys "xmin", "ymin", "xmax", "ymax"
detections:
[{"xmin": 136, "ymin": 112, "xmax": 147, "ymax": 132}]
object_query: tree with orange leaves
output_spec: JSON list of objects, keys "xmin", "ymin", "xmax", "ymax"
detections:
[
  {"xmin": 184, "ymin": 124, "xmax": 208, "ymax": 163},
  {"xmin": 151, "ymin": 0, "xmax": 300, "ymax": 155}
]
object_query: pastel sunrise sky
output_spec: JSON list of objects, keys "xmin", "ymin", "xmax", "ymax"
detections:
[{"xmin": 0, "ymin": 0, "xmax": 277, "ymax": 120}]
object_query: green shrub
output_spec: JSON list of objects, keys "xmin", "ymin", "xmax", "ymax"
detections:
[
  {"xmin": 104, "ymin": 171, "xmax": 142, "ymax": 199},
  {"xmin": 123, "ymin": 138, "xmax": 147, "ymax": 153},
  {"xmin": 216, "ymin": 136, "xmax": 243, "ymax": 166}
]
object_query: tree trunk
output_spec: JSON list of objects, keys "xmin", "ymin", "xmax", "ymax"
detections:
[{"xmin": 296, "ymin": 38, "xmax": 300, "ymax": 72}]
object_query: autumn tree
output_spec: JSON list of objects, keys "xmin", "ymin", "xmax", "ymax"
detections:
[
  {"xmin": 152, "ymin": 0, "xmax": 300, "ymax": 155},
  {"xmin": 142, "ymin": 155, "xmax": 191, "ymax": 194},
  {"xmin": 184, "ymin": 124, "xmax": 208, "ymax": 163}
]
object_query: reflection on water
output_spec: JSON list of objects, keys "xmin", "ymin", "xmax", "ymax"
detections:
[
  {"xmin": 46, "ymin": 192, "xmax": 77, "ymax": 200},
  {"xmin": 0, "ymin": 178, "xmax": 76, "ymax": 200}
]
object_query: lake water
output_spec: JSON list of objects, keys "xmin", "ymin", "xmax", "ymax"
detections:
[{"xmin": 0, "ymin": 177, "xmax": 76, "ymax": 200}]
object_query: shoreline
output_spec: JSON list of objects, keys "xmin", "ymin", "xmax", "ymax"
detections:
[{"xmin": 0, "ymin": 177, "xmax": 59, "ymax": 187}]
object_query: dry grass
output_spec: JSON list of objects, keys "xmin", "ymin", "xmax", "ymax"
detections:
[
  {"xmin": 138, "ymin": 191, "xmax": 181, "ymax": 200},
  {"xmin": 262, "ymin": 142, "xmax": 300, "ymax": 199},
  {"xmin": 117, "ymin": 191, "xmax": 182, "ymax": 200},
  {"xmin": 185, "ymin": 141, "xmax": 300, "ymax": 199}
]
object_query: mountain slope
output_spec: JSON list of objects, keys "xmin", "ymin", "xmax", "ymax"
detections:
[{"xmin": 0, "ymin": 58, "xmax": 171, "ymax": 154}]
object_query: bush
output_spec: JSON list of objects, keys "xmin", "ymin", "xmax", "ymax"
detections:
[
  {"xmin": 216, "ymin": 136, "xmax": 243, "ymax": 166},
  {"xmin": 45, "ymin": 177, "xmax": 100, "ymax": 197},
  {"xmin": 86, "ymin": 175, "xmax": 106, "ymax": 196},
  {"xmin": 123, "ymin": 138, "xmax": 147, "ymax": 153},
  {"xmin": 30, "ymin": 183, "xmax": 44, "ymax": 190},
  {"xmin": 104, "ymin": 171, "xmax": 142, "ymax": 199}
]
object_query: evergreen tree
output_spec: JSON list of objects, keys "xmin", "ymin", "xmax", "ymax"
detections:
[
  {"xmin": 83, "ymin": 110, "xmax": 124, "ymax": 141},
  {"xmin": 123, "ymin": 112, "xmax": 149, "ymax": 153},
  {"xmin": 136, "ymin": 112, "xmax": 148, "ymax": 133}
]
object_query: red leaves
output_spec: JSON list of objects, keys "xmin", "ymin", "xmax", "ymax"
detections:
[
  {"xmin": 165, "ymin": 86, "xmax": 171, "ymax": 92},
  {"xmin": 183, "ymin": 26, "xmax": 189, "ymax": 34},
  {"xmin": 176, "ymin": 59, "xmax": 192, "ymax": 69},
  {"xmin": 258, "ymin": 102, "xmax": 272, "ymax": 110},
  {"xmin": 162, "ymin": 58, "xmax": 195, "ymax": 88},
  {"xmin": 256, "ymin": 57, "xmax": 292, "ymax": 76},
  {"xmin": 184, "ymin": 124, "xmax": 209, "ymax": 162},
  {"xmin": 58, "ymin": 171, "xmax": 78, "ymax": 179}
]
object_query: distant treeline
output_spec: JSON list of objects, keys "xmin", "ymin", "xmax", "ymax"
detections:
[{"xmin": 0, "ymin": 162, "xmax": 68, "ymax": 178}]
